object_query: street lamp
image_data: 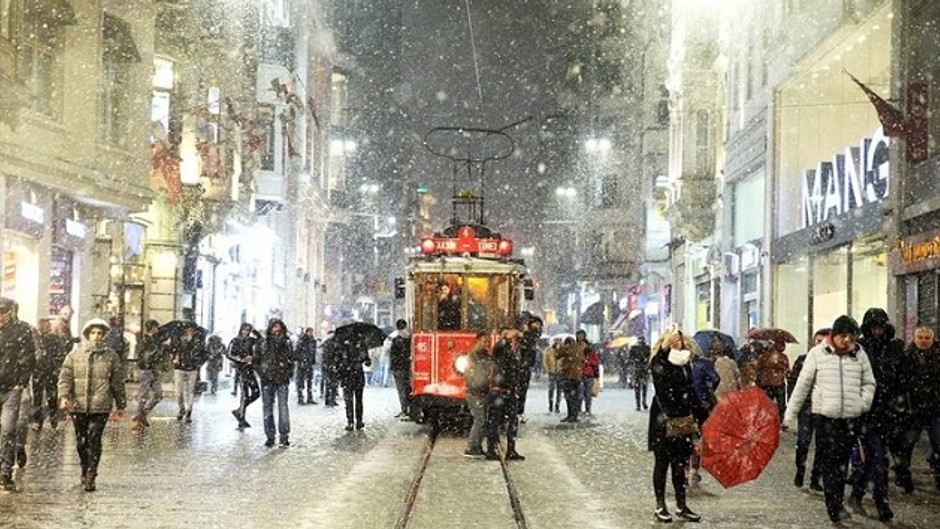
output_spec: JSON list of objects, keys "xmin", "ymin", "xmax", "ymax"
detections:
[
  {"xmin": 584, "ymin": 137, "xmax": 611, "ymax": 153},
  {"xmin": 556, "ymin": 186, "xmax": 577, "ymax": 198}
]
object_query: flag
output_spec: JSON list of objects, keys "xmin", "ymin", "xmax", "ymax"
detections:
[{"xmin": 845, "ymin": 70, "xmax": 907, "ymax": 137}]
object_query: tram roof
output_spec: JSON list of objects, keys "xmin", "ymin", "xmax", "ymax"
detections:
[{"xmin": 407, "ymin": 256, "xmax": 527, "ymax": 275}]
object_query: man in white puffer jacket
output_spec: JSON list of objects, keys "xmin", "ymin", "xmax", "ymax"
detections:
[{"xmin": 784, "ymin": 315, "xmax": 876, "ymax": 524}]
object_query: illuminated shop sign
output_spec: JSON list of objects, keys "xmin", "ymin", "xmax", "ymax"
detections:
[
  {"xmin": 65, "ymin": 219, "xmax": 87, "ymax": 238},
  {"xmin": 893, "ymin": 236, "xmax": 940, "ymax": 265},
  {"xmin": 801, "ymin": 126, "xmax": 889, "ymax": 229},
  {"xmin": 20, "ymin": 202, "xmax": 44, "ymax": 224}
]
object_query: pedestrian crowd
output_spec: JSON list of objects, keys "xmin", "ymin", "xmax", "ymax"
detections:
[{"xmin": 2, "ymin": 293, "xmax": 938, "ymax": 528}]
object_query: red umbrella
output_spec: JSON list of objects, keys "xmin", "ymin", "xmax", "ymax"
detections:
[
  {"xmin": 747, "ymin": 327, "xmax": 799, "ymax": 344},
  {"xmin": 700, "ymin": 386, "xmax": 780, "ymax": 488}
]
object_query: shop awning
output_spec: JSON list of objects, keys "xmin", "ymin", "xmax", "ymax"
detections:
[
  {"xmin": 103, "ymin": 12, "xmax": 141, "ymax": 62},
  {"xmin": 580, "ymin": 301, "xmax": 612, "ymax": 326}
]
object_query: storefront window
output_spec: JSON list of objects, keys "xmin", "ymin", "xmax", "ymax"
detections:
[
  {"xmin": 774, "ymin": 259, "xmax": 809, "ymax": 343},
  {"xmin": 851, "ymin": 239, "xmax": 888, "ymax": 317},
  {"xmin": 695, "ymin": 280, "xmax": 711, "ymax": 329},
  {"xmin": 813, "ymin": 246, "xmax": 848, "ymax": 329}
]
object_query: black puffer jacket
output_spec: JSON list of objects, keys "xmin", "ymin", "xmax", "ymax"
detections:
[
  {"xmin": 0, "ymin": 319, "xmax": 35, "ymax": 391},
  {"xmin": 858, "ymin": 308, "xmax": 905, "ymax": 429},
  {"xmin": 490, "ymin": 338, "xmax": 525, "ymax": 394}
]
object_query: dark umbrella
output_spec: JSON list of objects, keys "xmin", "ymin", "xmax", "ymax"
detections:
[
  {"xmin": 154, "ymin": 320, "xmax": 208, "ymax": 344},
  {"xmin": 700, "ymin": 386, "xmax": 780, "ymax": 488},
  {"xmin": 333, "ymin": 321, "xmax": 387, "ymax": 349},
  {"xmin": 747, "ymin": 327, "xmax": 799, "ymax": 344},
  {"xmin": 692, "ymin": 329, "xmax": 736, "ymax": 356}
]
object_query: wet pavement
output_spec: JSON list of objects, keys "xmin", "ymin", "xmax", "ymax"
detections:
[{"xmin": 2, "ymin": 376, "xmax": 938, "ymax": 528}]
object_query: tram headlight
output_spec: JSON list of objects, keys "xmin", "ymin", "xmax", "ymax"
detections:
[{"xmin": 453, "ymin": 353, "xmax": 469, "ymax": 374}]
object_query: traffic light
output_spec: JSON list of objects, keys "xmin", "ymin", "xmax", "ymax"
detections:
[
  {"xmin": 394, "ymin": 277, "xmax": 406, "ymax": 299},
  {"xmin": 416, "ymin": 183, "xmax": 429, "ymax": 194}
]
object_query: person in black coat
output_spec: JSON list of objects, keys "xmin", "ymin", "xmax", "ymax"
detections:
[
  {"xmin": 648, "ymin": 328, "xmax": 707, "ymax": 523},
  {"xmin": 294, "ymin": 328, "xmax": 318, "ymax": 405},
  {"xmin": 226, "ymin": 323, "xmax": 261, "ymax": 429},
  {"xmin": 337, "ymin": 333, "xmax": 371, "ymax": 431},
  {"xmin": 849, "ymin": 308, "xmax": 903, "ymax": 520},
  {"xmin": 898, "ymin": 326, "xmax": 940, "ymax": 492},
  {"xmin": 516, "ymin": 316, "xmax": 542, "ymax": 423},
  {"xmin": 256, "ymin": 319, "xmax": 295, "ymax": 447},
  {"xmin": 485, "ymin": 327, "xmax": 526, "ymax": 461}
]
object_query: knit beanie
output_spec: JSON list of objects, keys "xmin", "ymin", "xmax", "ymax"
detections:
[{"xmin": 831, "ymin": 315, "xmax": 860, "ymax": 336}]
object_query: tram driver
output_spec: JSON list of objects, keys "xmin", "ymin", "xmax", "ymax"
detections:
[{"xmin": 438, "ymin": 283, "xmax": 461, "ymax": 330}]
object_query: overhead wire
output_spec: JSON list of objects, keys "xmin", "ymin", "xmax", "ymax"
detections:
[{"xmin": 463, "ymin": 0, "xmax": 486, "ymax": 124}]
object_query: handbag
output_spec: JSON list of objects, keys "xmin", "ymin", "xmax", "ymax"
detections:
[
  {"xmin": 590, "ymin": 377, "xmax": 601, "ymax": 397},
  {"xmin": 664, "ymin": 414, "xmax": 698, "ymax": 438}
]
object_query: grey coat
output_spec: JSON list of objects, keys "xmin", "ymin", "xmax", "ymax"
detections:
[{"xmin": 58, "ymin": 343, "xmax": 127, "ymax": 414}]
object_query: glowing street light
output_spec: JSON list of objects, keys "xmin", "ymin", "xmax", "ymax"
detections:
[
  {"xmin": 556, "ymin": 186, "xmax": 577, "ymax": 198},
  {"xmin": 584, "ymin": 137, "xmax": 611, "ymax": 153}
]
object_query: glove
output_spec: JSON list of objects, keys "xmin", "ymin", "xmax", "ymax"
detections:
[{"xmin": 364, "ymin": 358, "xmax": 372, "ymax": 367}]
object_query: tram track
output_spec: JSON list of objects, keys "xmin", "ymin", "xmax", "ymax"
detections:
[{"xmin": 394, "ymin": 432, "xmax": 529, "ymax": 529}]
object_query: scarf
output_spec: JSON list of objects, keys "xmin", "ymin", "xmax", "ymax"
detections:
[{"xmin": 668, "ymin": 348, "xmax": 691, "ymax": 366}]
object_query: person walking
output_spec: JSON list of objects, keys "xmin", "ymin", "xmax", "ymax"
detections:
[
  {"xmin": 32, "ymin": 317, "xmax": 63, "ymax": 429},
  {"xmin": 0, "ymin": 298, "xmax": 36, "ymax": 491},
  {"xmin": 205, "ymin": 335, "xmax": 225, "ymax": 396},
  {"xmin": 848, "ymin": 308, "xmax": 904, "ymax": 521},
  {"xmin": 338, "ymin": 333, "xmax": 371, "ymax": 431},
  {"xmin": 542, "ymin": 337, "xmax": 563, "ymax": 413},
  {"xmin": 168, "ymin": 323, "xmax": 207, "ymax": 423},
  {"xmin": 485, "ymin": 327, "xmax": 525, "ymax": 461},
  {"xmin": 898, "ymin": 326, "xmax": 940, "ymax": 492},
  {"xmin": 388, "ymin": 319, "xmax": 412, "ymax": 420},
  {"xmin": 294, "ymin": 328, "xmax": 318, "ymax": 405},
  {"xmin": 131, "ymin": 319, "xmax": 164, "ymax": 430},
  {"xmin": 459, "ymin": 332, "xmax": 492, "ymax": 458},
  {"xmin": 321, "ymin": 335, "xmax": 341, "ymax": 407},
  {"xmin": 688, "ymin": 345, "xmax": 720, "ymax": 489},
  {"xmin": 57, "ymin": 318, "xmax": 126, "ymax": 492},
  {"xmin": 227, "ymin": 323, "xmax": 261, "ymax": 429},
  {"xmin": 629, "ymin": 337, "xmax": 652, "ymax": 411},
  {"xmin": 256, "ymin": 319, "xmax": 295, "ymax": 447},
  {"xmin": 784, "ymin": 315, "xmax": 876, "ymax": 524},
  {"xmin": 648, "ymin": 327, "xmax": 706, "ymax": 523},
  {"xmin": 788, "ymin": 327, "xmax": 829, "ymax": 491}
]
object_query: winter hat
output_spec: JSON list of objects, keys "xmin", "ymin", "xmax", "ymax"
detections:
[
  {"xmin": 82, "ymin": 318, "xmax": 111, "ymax": 339},
  {"xmin": 0, "ymin": 297, "xmax": 15, "ymax": 312},
  {"xmin": 831, "ymin": 315, "xmax": 860, "ymax": 337}
]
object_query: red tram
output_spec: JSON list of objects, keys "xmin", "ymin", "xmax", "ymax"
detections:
[{"xmin": 396, "ymin": 223, "xmax": 532, "ymax": 425}]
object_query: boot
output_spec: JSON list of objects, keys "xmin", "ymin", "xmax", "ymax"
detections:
[
  {"xmin": 875, "ymin": 502, "xmax": 893, "ymax": 522},
  {"xmin": 83, "ymin": 473, "xmax": 97, "ymax": 492},
  {"xmin": 307, "ymin": 396, "xmax": 317, "ymax": 405},
  {"xmin": 506, "ymin": 441, "xmax": 525, "ymax": 461},
  {"xmin": 794, "ymin": 466, "xmax": 805, "ymax": 488}
]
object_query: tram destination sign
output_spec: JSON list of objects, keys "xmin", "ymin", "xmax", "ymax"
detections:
[{"xmin": 420, "ymin": 226, "xmax": 512, "ymax": 258}]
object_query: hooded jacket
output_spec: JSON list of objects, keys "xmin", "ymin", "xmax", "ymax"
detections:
[
  {"xmin": 858, "ymin": 308, "xmax": 906, "ymax": 428},
  {"xmin": 57, "ymin": 333, "xmax": 126, "ymax": 414},
  {"xmin": 256, "ymin": 319, "xmax": 295, "ymax": 385}
]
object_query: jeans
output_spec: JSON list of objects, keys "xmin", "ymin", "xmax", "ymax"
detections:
[
  {"xmin": 136, "ymin": 369, "xmax": 163, "ymax": 417},
  {"xmin": 261, "ymin": 382, "xmax": 290, "ymax": 442},
  {"xmin": 466, "ymin": 393, "xmax": 486, "ymax": 452},
  {"xmin": 236, "ymin": 369, "xmax": 260, "ymax": 418},
  {"xmin": 851, "ymin": 427, "xmax": 889, "ymax": 507},
  {"xmin": 173, "ymin": 369, "xmax": 199, "ymax": 414},
  {"xmin": 581, "ymin": 377, "xmax": 596, "ymax": 414},
  {"xmin": 547, "ymin": 374, "xmax": 561, "ymax": 411},
  {"xmin": 795, "ymin": 407, "xmax": 821, "ymax": 482},
  {"xmin": 206, "ymin": 369, "xmax": 220, "ymax": 395},
  {"xmin": 563, "ymin": 378, "xmax": 581, "ymax": 420},
  {"xmin": 900, "ymin": 414, "xmax": 940, "ymax": 480},
  {"xmin": 392, "ymin": 369, "xmax": 411, "ymax": 415},
  {"xmin": 296, "ymin": 365, "xmax": 315, "ymax": 400},
  {"xmin": 0, "ymin": 388, "xmax": 23, "ymax": 479},
  {"xmin": 343, "ymin": 373, "xmax": 365, "ymax": 426},
  {"xmin": 71, "ymin": 413, "xmax": 108, "ymax": 476},
  {"xmin": 634, "ymin": 376, "xmax": 649, "ymax": 409},
  {"xmin": 814, "ymin": 416, "xmax": 857, "ymax": 517},
  {"xmin": 486, "ymin": 391, "xmax": 518, "ymax": 452}
]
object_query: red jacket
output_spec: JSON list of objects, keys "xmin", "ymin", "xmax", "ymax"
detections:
[{"xmin": 582, "ymin": 347, "xmax": 601, "ymax": 378}]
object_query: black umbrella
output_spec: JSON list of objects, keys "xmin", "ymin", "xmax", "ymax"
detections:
[
  {"xmin": 333, "ymin": 321, "xmax": 387, "ymax": 349},
  {"xmin": 154, "ymin": 320, "xmax": 208, "ymax": 344}
]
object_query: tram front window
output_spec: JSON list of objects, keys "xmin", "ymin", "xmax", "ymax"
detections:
[{"xmin": 415, "ymin": 274, "xmax": 515, "ymax": 332}]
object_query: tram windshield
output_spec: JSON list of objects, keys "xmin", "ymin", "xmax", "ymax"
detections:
[{"xmin": 415, "ymin": 272, "xmax": 517, "ymax": 332}]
